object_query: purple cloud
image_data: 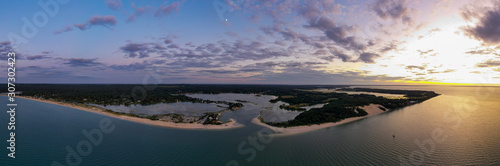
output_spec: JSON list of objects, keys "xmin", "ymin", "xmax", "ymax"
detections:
[
  {"xmin": 371, "ymin": 0, "xmax": 413, "ymax": 25},
  {"xmin": 64, "ymin": 58, "xmax": 102, "ymax": 67},
  {"xmin": 120, "ymin": 43, "xmax": 155, "ymax": 58},
  {"xmin": 406, "ymin": 65, "xmax": 426, "ymax": 70},
  {"xmin": 74, "ymin": 23, "xmax": 89, "ymax": 30},
  {"xmin": 53, "ymin": 25, "xmax": 74, "ymax": 34},
  {"xmin": 88, "ymin": 15, "xmax": 117, "ymax": 26},
  {"xmin": 110, "ymin": 61, "xmax": 150, "ymax": 71},
  {"xmin": 462, "ymin": 2, "xmax": 500, "ymax": 45},
  {"xmin": 72, "ymin": 15, "xmax": 117, "ymax": 31},
  {"xmin": 154, "ymin": 1, "xmax": 183, "ymax": 17},
  {"xmin": 26, "ymin": 51, "xmax": 52, "ymax": 60},
  {"xmin": 357, "ymin": 52, "xmax": 381, "ymax": 63},
  {"xmin": 127, "ymin": 5, "xmax": 153, "ymax": 22},
  {"xmin": 106, "ymin": 0, "xmax": 123, "ymax": 11},
  {"xmin": 0, "ymin": 41, "xmax": 14, "ymax": 56}
]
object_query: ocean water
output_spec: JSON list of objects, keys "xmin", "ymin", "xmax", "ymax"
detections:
[{"xmin": 1, "ymin": 85, "xmax": 499, "ymax": 165}]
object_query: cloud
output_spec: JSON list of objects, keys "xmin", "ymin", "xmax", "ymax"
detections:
[
  {"xmin": 74, "ymin": 23, "xmax": 89, "ymax": 30},
  {"xmin": 159, "ymin": 39, "xmax": 293, "ymax": 64},
  {"xmin": 26, "ymin": 55, "xmax": 49, "ymax": 60},
  {"xmin": 465, "ymin": 48, "xmax": 499, "ymax": 55},
  {"xmin": 297, "ymin": 0, "xmax": 342, "ymax": 20},
  {"xmin": 216, "ymin": 0, "xmax": 389, "ymax": 65},
  {"xmin": 26, "ymin": 51, "xmax": 51, "ymax": 60},
  {"xmin": 87, "ymin": 15, "xmax": 117, "ymax": 27},
  {"xmin": 357, "ymin": 52, "xmax": 381, "ymax": 63},
  {"xmin": 417, "ymin": 49, "xmax": 434, "ymax": 55},
  {"xmin": 248, "ymin": 1, "xmax": 368, "ymax": 53},
  {"xmin": 106, "ymin": 0, "xmax": 123, "ymax": 11},
  {"xmin": 313, "ymin": 49, "xmax": 329, "ymax": 56},
  {"xmin": 239, "ymin": 68, "xmax": 264, "ymax": 72},
  {"xmin": 461, "ymin": 1, "xmax": 500, "ymax": 45},
  {"xmin": 246, "ymin": 68, "xmax": 406, "ymax": 85},
  {"xmin": 429, "ymin": 28, "xmax": 441, "ymax": 33},
  {"xmin": 330, "ymin": 48, "xmax": 352, "ymax": 62},
  {"xmin": 278, "ymin": 28, "xmax": 310, "ymax": 43},
  {"xmin": 196, "ymin": 61, "xmax": 327, "ymax": 78},
  {"xmin": 53, "ymin": 25, "xmax": 74, "ymax": 34},
  {"xmin": 17, "ymin": 66, "xmax": 98, "ymax": 83},
  {"xmin": 0, "ymin": 41, "xmax": 27, "ymax": 60},
  {"xmin": 120, "ymin": 43, "xmax": 157, "ymax": 58},
  {"xmin": 379, "ymin": 41, "xmax": 399, "ymax": 53},
  {"xmin": 154, "ymin": 1, "xmax": 183, "ymax": 17},
  {"xmin": 73, "ymin": 15, "xmax": 117, "ymax": 31},
  {"xmin": 251, "ymin": 61, "xmax": 326, "ymax": 69},
  {"xmin": 406, "ymin": 65, "xmax": 426, "ymax": 70},
  {"xmin": 0, "ymin": 41, "xmax": 14, "ymax": 56},
  {"xmin": 305, "ymin": 16, "xmax": 366, "ymax": 51},
  {"xmin": 427, "ymin": 69, "xmax": 456, "ymax": 74},
  {"xmin": 110, "ymin": 61, "xmax": 150, "ymax": 71},
  {"xmin": 476, "ymin": 59, "xmax": 500, "ymax": 67},
  {"xmin": 371, "ymin": 0, "xmax": 413, "ymax": 25},
  {"xmin": 63, "ymin": 58, "xmax": 102, "ymax": 67},
  {"xmin": 199, "ymin": 70, "xmax": 240, "ymax": 74},
  {"xmin": 324, "ymin": 25, "xmax": 365, "ymax": 51},
  {"xmin": 127, "ymin": 5, "xmax": 153, "ymax": 22},
  {"xmin": 166, "ymin": 59, "xmax": 222, "ymax": 68}
]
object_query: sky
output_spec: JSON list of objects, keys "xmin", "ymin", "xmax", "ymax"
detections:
[{"xmin": 1, "ymin": 0, "xmax": 500, "ymax": 85}]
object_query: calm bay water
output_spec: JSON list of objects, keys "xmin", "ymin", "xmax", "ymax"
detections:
[
  {"xmin": 1, "ymin": 85, "xmax": 499, "ymax": 165},
  {"xmin": 92, "ymin": 102, "xmax": 227, "ymax": 116}
]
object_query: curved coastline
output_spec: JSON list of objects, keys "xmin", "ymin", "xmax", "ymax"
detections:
[
  {"xmin": 253, "ymin": 104, "xmax": 386, "ymax": 136},
  {"xmin": 17, "ymin": 96, "xmax": 244, "ymax": 130}
]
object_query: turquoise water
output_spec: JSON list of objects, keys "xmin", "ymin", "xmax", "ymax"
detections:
[{"xmin": 1, "ymin": 85, "xmax": 499, "ymax": 165}]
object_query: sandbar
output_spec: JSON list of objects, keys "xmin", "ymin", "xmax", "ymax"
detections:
[{"xmin": 17, "ymin": 96, "xmax": 244, "ymax": 130}]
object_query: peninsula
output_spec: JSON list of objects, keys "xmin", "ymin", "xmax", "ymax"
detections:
[{"xmin": 7, "ymin": 84, "xmax": 439, "ymax": 132}]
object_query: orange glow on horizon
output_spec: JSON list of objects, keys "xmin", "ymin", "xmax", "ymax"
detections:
[{"xmin": 386, "ymin": 80, "xmax": 500, "ymax": 86}]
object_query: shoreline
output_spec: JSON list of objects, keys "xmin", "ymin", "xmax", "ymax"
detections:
[
  {"xmin": 17, "ymin": 96, "xmax": 244, "ymax": 130},
  {"xmin": 253, "ymin": 104, "xmax": 386, "ymax": 136}
]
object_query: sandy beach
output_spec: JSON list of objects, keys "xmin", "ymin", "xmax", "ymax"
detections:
[
  {"xmin": 18, "ymin": 96, "xmax": 244, "ymax": 130},
  {"xmin": 253, "ymin": 104, "xmax": 387, "ymax": 136}
]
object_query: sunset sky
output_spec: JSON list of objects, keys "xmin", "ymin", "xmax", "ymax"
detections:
[{"xmin": 1, "ymin": 0, "xmax": 499, "ymax": 85}]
